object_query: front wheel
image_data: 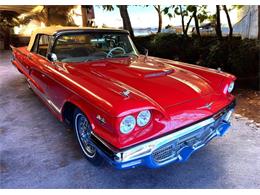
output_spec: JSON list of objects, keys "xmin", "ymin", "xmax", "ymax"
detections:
[{"xmin": 73, "ymin": 108, "xmax": 103, "ymax": 166}]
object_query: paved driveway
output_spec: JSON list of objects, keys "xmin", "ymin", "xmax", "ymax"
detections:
[{"xmin": 0, "ymin": 51, "xmax": 259, "ymax": 188}]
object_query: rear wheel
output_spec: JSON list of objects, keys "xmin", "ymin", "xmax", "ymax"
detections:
[{"xmin": 73, "ymin": 108, "xmax": 103, "ymax": 166}]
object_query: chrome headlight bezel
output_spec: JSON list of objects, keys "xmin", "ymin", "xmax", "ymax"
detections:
[
  {"xmin": 228, "ymin": 81, "xmax": 235, "ymax": 93},
  {"xmin": 137, "ymin": 110, "xmax": 151, "ymax": 127},
  {"xmin": 120, "ymin": 115, "xmax": 136, "ymax": 134}
]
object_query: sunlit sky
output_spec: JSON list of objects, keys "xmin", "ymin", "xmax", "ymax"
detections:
[{"xmin": 94, "ymin": 5, "xmax": 238, "ymax": 28}]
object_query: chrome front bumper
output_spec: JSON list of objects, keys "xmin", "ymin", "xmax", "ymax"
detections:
[{"xmin": 90, "ymin": 102, "xmax": 235, "ymax": 169}]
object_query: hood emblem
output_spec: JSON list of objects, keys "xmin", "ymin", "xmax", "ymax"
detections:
[
  {"xmin": 96, "ymin": 115, "xmax": 106, "ymax": 124},
  {"xmin": 122, "ymin": 89, "xmax": 131, "ymax": 97},
  {"xmin": 198, "ymin": 102, "xmax": 214, "ymax": 110}
]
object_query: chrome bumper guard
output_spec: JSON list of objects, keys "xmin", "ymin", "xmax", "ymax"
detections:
[{"xmin": 90, "ymin": 101, "xmax": 235, "ymax": 169}]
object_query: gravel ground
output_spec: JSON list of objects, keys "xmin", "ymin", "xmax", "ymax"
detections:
[{"xmin": 0, "ymin": 50, "xmax": 260, "ymax": 188}]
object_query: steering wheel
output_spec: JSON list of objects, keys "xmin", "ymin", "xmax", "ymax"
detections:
[{"xmin": 106, "ymin": 47, "xmax": 126, "ymax": 58}]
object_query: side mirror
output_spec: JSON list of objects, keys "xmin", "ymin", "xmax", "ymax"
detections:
[{"xmin": 47, "ymin": 53, "xmax": 58, "ymax": 62}]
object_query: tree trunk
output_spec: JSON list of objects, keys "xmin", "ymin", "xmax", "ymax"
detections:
[
  {"xmin": 154, "ymin": 5, "xmax": 162, "ymax": 33},
  {"xmin": 193, "ymin": 8, "xmax": 201, "ymax": 37},
  {"xmin": 223, "ymin": 5, "xmax": 233, "ymax": 38},
  {"xmin": 179, "ymin": 6, "xmax": 186, "ymax": 36},
  {"xmin": 215, "ymin": 5, "xmax": 222, "ymax": 38},
  {"xmin": 184, "ymin": 14, "xmax": 194, "ymax": 35},
  {"xmin": 118, "ymin": 5, "xmax": 134, "ymax": 38},
  {"xmin": 158, "ymin": 10, "xmax": 162, "ymax": 33}
]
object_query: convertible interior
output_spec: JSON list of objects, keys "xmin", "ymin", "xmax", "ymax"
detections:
[
  {"xmin": 54, "ymin": 44, "xmax": 108, "ymax": 62},
  {"xmin": 53, "ymin": 34, "xmax": 131, "ymax": 62}
]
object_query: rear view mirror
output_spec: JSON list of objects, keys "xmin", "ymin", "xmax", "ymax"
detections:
[
  {"xmin": 139, "ymin": 47, "xmax": 149, "ymax": 56},
  {"xmin": 47, "ymin": 53, "xmax": 58, "ymax": 62}
]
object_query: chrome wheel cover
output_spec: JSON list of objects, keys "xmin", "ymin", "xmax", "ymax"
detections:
[{"xmin": 75, "ymin": 113, "xmax": 96, "ymax": 158}]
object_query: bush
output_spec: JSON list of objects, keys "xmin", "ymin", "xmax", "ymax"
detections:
[{"xmin": 133, "ymin": 34, "xmax": 260, "ymax": 90}]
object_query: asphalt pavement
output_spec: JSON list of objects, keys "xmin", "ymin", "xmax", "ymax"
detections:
[{"xmin": 0, "ymin": 50, "xmax": 259, "ymax": 188}]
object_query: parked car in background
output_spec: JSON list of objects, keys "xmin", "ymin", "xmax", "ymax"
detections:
[
  {"xmin": 11, "ymin": 27, "xmax": 236, "ymax": 169},
  {"xmin": 191, "ymin": 23, "xmax": 216, "ymax": 36}
]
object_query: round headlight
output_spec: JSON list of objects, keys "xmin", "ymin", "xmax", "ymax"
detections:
[
  {"xmin": 120, "ymin": 115, "xmax": 136, "ymax": 134},
  {"xmin": 228, "ymin": 82, "xmax": 235, "ymax": 93},
  {"xmin": 137, "ymin": 110, "xmax": 151, "ymax": 127}
]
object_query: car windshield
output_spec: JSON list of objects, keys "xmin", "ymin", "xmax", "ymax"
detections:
[{"xmin": 53, "ymin": 32, "xmax": 139, "ymax": 62}]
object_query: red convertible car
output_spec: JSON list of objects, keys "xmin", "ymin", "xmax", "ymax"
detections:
[{"xmin": 11, "ymin": 27, "xmax": 236, "ymax": 169}]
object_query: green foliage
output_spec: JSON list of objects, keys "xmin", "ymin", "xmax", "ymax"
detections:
[
  {"xmin": 162, "ymin": 5, "xmax": 175, "ymax": 17},
  {"xmin": 162, "ymin": 5, "xmax": 210, "ymax": 36},
  {"xmin": 174, "ymin": 6, "xmax": 188, "ymax": 16},
  {"xmin": 162, "ymin": 5, "xmax": 208, "ymax": 21},
  {"xmin": 196, "ymin": 5, "xmax": 209, "ymax": 23},
  {"xmin": 102, "ymin": 5, "xmax": 114, "ymax": 11},
  {"xmin": 230, "ymin": 5, "xmax": 244, "ymax": 11},
  {"xmin": 133, "ymin": 34, "xmax": 260, "ymax": 89}
]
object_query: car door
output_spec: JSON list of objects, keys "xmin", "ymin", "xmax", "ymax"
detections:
[
  {"xmin": 14, "ymin": 48, "xmax": 31, "ymax": 75},
  {"xmin": 27, "ymin": 34, "xmax": 51, "ymax": 98}
]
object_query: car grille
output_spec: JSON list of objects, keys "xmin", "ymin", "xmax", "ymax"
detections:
[
  {"xmin": 151, "ymin": 104, "xmax": 234, "ymax": 165},
  {"xmin": 152, "ymin": 144, "xmax": 176, "ymax": 163},
  {"xmin": 151, "ymin": 123, "xmax": 216, "ymax": 164}
]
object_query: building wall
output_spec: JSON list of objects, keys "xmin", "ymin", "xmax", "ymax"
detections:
[{"xmin": 233, "ymin": 5, "xmax": 259, "ymax": 39}]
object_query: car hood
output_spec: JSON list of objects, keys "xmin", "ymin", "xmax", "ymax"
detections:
[{"xmin": 65, "ymin": 56, "xmax": 215, "ymax": 109}]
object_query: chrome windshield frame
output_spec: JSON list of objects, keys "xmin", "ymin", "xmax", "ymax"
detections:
[{"xmin": 50, "ymin": 30, "xmax": 139, "ymax": 62}]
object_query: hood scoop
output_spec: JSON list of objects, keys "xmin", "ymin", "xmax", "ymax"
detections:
[{"xmin": 144, "ymin": 69, "xmax": 174, "ymax": 78}]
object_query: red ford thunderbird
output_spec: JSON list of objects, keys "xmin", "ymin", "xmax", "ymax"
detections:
[{"xmin": 11, "ymin": 27, "xmax": 236, "ymax": 169}]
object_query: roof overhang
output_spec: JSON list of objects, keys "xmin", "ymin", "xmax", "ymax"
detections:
[{"xmin": 0, "ymin": 6, "xmax": 37, "ymax": 14}]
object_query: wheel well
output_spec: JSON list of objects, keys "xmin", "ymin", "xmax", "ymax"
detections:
[{"xmin": 62, "ymin": 102, "xmax": 77, "ymax": 127}]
